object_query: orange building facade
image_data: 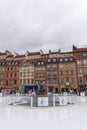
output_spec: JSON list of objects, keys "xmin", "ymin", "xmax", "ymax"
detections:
[{"xmin": 0, "ymin": 46, "xmax": 87, "ymax": 93}]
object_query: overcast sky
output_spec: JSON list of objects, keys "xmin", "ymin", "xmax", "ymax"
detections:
[{"xmin": 0, "ymin": 0, "xmax": 87, "ymax": 53}]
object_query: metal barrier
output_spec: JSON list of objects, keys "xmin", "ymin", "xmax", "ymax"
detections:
[{"xmin": 0, "ymin": 94, "xmax": 87, "ymax": 107}]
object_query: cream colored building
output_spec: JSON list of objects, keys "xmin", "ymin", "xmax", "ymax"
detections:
[
  {"xmin": 19, "ymin": 61, "xmax": 35, "ymax": 87},
  {"xmin": 0, "ymin": 66, "xmax": 5, "ymax": 88}
]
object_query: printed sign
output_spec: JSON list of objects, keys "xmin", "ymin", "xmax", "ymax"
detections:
[
  {"xmin": 59, "ymin": 97, "xmax": 67, "ymax": 105},
  {"xmin": 81, "ymin": 97, "xmax": 86, "ymax": 102},
  {"xmin": 0, "ymin": 98, "xmax": 2, "ymax": 102},
  {"xmin": 38, "ymin": 97, "xmax": 48, "ymax": 107}
]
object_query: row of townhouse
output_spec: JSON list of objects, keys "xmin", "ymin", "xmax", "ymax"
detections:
[{"xmin": 0, "ymin": 45, "xmax": 87, "ymax": 93}]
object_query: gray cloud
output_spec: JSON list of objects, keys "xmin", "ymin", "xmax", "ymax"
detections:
[{"xmin": 0, "ymin": 0, "xmax": 87, "ymax": 53}]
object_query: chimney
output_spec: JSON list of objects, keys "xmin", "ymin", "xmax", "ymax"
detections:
[
  {"xmin": 40, "ymin": 50, "xmax": 43, "ymax": 55},
  {"xmin": 58, "ymin": 49, "xmax": 61, "ymax": 53},
  {"xmin": 73, "ymin": 45, "xmax": 77, "ymax": 51},
  {"xmin": 49, "ymin": 50, "xmax": 51, "ymax": 53},
  {"xmin": 25, "ymin": 51, "xmax": 30, "ymax": 56},
  {"xmin": 5, "ymin": 50, "xmax": 12, "ymax": 56},
  {"xmin": 14, "ymin": 52, "xmax": 18, "ymax": 57},
  {"xmin": 25, "ymin": 51, "xmax": 30, "ymax": 59}
]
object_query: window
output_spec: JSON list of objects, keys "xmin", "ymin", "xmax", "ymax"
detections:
[
  {"xmin": 31, "ymin": 72, "xmax": 34, "ymax": 77},
  {"xmin": 0, "ymin": 68, "xmax": 5, "ymax": 71},
  {"xmin": 42, "ymin": 74, "xmax": 45, "ymax": 78},
  {"xmin": 27, "ymin": 79, "xmax": 30, "ymax": 84},
  {"xmin": 41, "ymin": 61, "xmax": 44, "ymax": 65},
  {"xmin": 10, "ymin": 73, "xmax": 12, "ymax": 77},
  {"xmin": 53, "ymin": 58, "xmax": 56, "ymax": 62},
  {"xmin": 60, "ymin": 78, "xmax": 64, "ymax": 83},
  {"xmin": 12, "ymin": 62, "xmax": 14, "ymax": 65},
  {"xmin": 47, "ymin": 79, "xmax": 51, "ymax": 84},
  {"xmin": 23, "ymin": 79, "xmax": 26, "ymax": 84},
  {"xmin": 83, "ymin": 60, "xmax": 87, "ymax": 64},
  {"xmin": 6, "ymin": 80, "xmax": 8, "ymax": 85},
  {"xmin": 70, "ymin": 64, "xmax": 73, "ymax": 68},
  {"xmin": 14, "ymin": 67, "xmax": 16, "ymax": 70},
  {"xmin": 37, "ymin": 67, "xmax": 41, "ymax": 71},
  {"xmin": 14, "ymin": 80, "xmax": 17, "ymax": 85},
  {"xmin": 25, "ymin": 67, "xmax": 28, "ymax": 71},
  {"xmin": 10, "ymin": 80, "xmax": 13, "ymax": 85},
  {"xmin": 65, "ymin": 64, "xmax": 68, "ymax": 68},
  {"xmin": 79, "ymin": 77, "xmax": 83, "ymax": 82},
  {"xmin": 84, "ymin": 68, "xmax": 87, "ymax": 74},
  {"xmin": 60, "ymin": 71, "xmax": 63, "ymax": 76},
  {"xmin": 60, "ymin": 58, "xmax": 63, "ymax": 62},
  {"xmin": 37, "ymin": 62, "xmax": 40, "ymax": 65},
  {"xmin": 0, "ymin": 73, "xmax": 4, "ymax": 77},
  {"xmin": 2, "ymin": 62, "xmax": 5, "ymax": 65},
  {"xmin": 47, "ymin": 65, "xmax": 51, "ymax": 69},
  {"xmin": 71, "ymin": 70, "xmax": 74, "ymax": 75},
  {"xmin": 77, "ymin": 68, "xmax": 83, "ymax": 74},
  {"xmin": 47, "ymin": 72, "xmax": 51, "ymax": 76},
  {"xmin": 7, "ymin": 73, "xmax": 8, "ymax": 77},
  {"xmin": 59, "ymin": 65, "xmax": 63, "ymax": 68},
  {"xmin": 52, "ymin": 64, "xmax": 57, "ymax": 69},
  {"xmin": 15, "ymin": 62, "xmax": 18, "ymax": 65},
  {"xmin": 86, "ymin": 77, "xmax": 87, "ymax": 82},
  {"xmin": 9, "ymin": 62, "xmax": 11, "ymax": 65},
  {"xmin": 31, "ymin": 79, "xmax": 34, "ymax": 84},
  {"xmin": 20, "ymin": 79, "xmax": 22, "ymax": 84},
  {"xmin": 53, "ymin": 79, "xmax": 57, "ymax": 83},
  {"xmin": 83, "ymin": 52, "xmax": 87, "ymax": 57},
  {"xmin": 65, "ymin": 58, "xmax": 68, "ymax": 61},
  {"xmin": 23, "ymin": 72, "xmax": 26, "ymax": 77},
  {"xmin": 20, "ymin": 72, "xmax": 22, "ymax": 77},
  {"xmin": 70, "ymin": 57, "xmax": 73, "ymax": 61},
  {"xmin": 66, "ymin": 78, "xmax": 69, "ymax": 82},
  {"xmin": 48, "ymin": 59, "xmax": 51, "ymax": 62},
  {"xmin": 77, "ymin": 60, "xmax": 81, "ymax": 65},
  {"xmin": 52, "ymin": 71, "xmax": 57, "ymax": 76},
  {"xmin": 27, "ymin": 72, "xmax": 30, "ymax": 77},
  {"xmin": 42, "ymin": 67, "xmax": 45, "ymax": 70},
  {"xmin": 0, "ymin": 79, "xmax": 3, "ymax": 84},
  {"xmin": 65, "ymin": 71, "xmax": 69, "ymax": 76},
  {"xmin": 71, "ymin": 77, "xmax": 74, "ymax": 82},
  {"xmin": 14, "ymin": 73, "xmax": 16, "ymax": 77}
]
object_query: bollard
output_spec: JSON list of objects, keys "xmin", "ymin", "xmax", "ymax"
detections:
[
  {"xmin": 53, "ymin": 96, "xmax": 55, "ymax": 107},
  {"xmin": 31, "ymin": 96, "xmax": 33, "ymax": 107},
  {"xmin": 69, "ymin": 96, "xmax": 71, "ymax": 104}
]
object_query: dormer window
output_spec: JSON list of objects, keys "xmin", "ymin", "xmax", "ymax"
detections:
[
  {"xmin": 48, "ymin": 59, "xmax": 51, "ymax": 62},
  {"xmin": 83, "ymin": 52, "xmax": 87, "ymax": 57},
  {"xmin": 60, "ymin": 58, "xmax": 63, "ymax": 62},
  {"xmin": 65, "ymin": 58, "xmax": 68, "ymax": 61},
  {"xmin": 70, "ymin": 57, "xmax": 73, "ymax": 61},
  {"xmin": 37, "ymin": 62, "xmax": 40, "ymax": 65},
  {"xmin": 12, "ymin": 62, "xmax": 14, "ymax": 65},
  {"xmin": 2, "ymin": 63, "xmax": 5, "ymax": 65},
  {"xmin": 41, "ymin": 61, "xmax": 44, "ymax": 65},
  {"xmin": 53, "ymin": 58, "xmax": 56, "ymax": 62}
]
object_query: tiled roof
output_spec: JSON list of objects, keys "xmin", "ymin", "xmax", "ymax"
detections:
[
  {"xmin": 27, "ymin": 52, "xmax": 40, "ymax": 56},
  {"xmin": 76, "ymin": 48, "xmax": 87, "ymax": 51},
  {"xmin": 6, "ymin": 55, "xmax": 14, "ymax": 58},
  {"xmin": 15, "ymin": 54, "xmax": 25, "ymax": 58}
]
